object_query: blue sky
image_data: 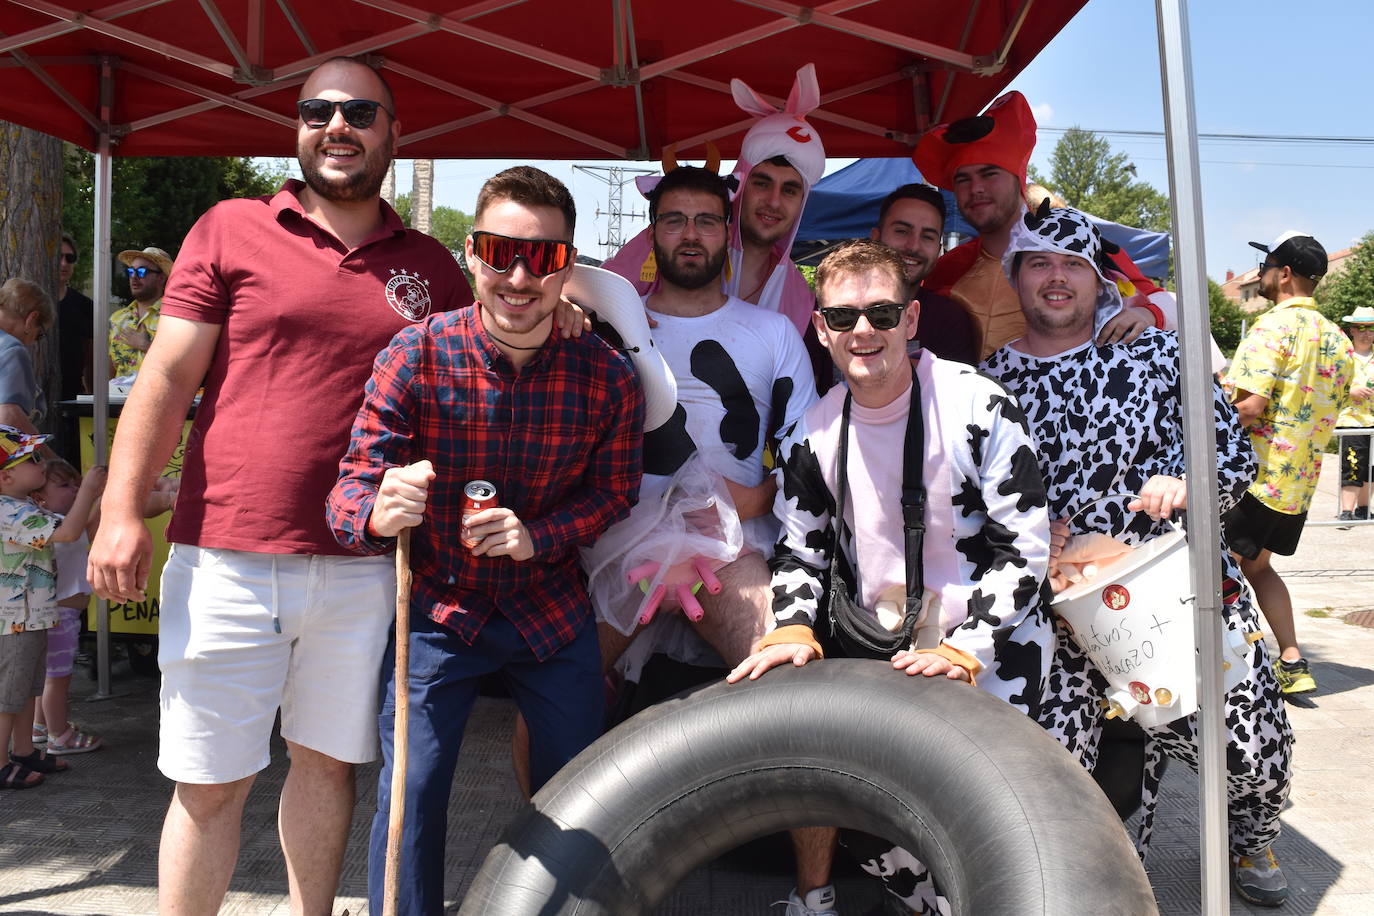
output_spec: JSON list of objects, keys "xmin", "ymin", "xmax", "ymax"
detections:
[{"xmin": 378, "ymin": 0, "xmax": 1374, "ymax": 281}]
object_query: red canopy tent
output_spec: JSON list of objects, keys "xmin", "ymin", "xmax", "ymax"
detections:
[
  {"xmin": 1, "ymin": 0, "xmax": 1084, "ymax": 158},
  {"xmin": 0, "ymin": 1, "xmax": 1235, "ymax": 909}
]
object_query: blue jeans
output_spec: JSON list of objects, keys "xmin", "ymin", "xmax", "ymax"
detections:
[{"xmin": 367, "ymin": 611, "xmax": 604, "ymax": 915}]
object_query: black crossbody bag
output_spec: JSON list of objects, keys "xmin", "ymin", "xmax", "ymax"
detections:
[{"xmin": 825, "ymin": 367, "xmax": 927, "ymax": 659}]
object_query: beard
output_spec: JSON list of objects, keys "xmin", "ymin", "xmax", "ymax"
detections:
[
  {"xmin": 298, "ymin": 134, "xmax": 392, "ymax": 203},
  {"xmin": 962, "ymin": 193, "xmax": 1021, "ymax": 236},
  {"xmin": 655, "ymin": 239, "xmax": 727, "ymax": 291},
  {"xmin": 1022, "ymin": 292, "xmax": 1096, "ymax": 339}
]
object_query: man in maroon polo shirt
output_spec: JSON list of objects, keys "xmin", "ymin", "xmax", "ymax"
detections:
[{"xmin": 87, "ymin": 57, "xmax": 473, "ymax": 914}]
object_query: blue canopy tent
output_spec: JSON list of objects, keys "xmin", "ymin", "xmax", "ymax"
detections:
[{"xmin": 795, "ymin": 157, "xmax": 1172, "ymax": 277}]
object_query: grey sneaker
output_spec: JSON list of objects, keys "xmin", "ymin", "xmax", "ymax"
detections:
[
  {"xmin": 1337, "ymin": 510, "xmax": 1355, "ymax": 529},
  {"xmin": 780, "ymin": 885, "xmax": 838, "ymax": 916},
  {"xmin": 1232, "ymin": 846, "xmax": 1289, "ymax": 907}
]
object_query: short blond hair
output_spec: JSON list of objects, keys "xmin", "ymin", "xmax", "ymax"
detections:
[
  {"xmin": 814, "ymin": 239, "xmax": 906, "ymax": 307},
  {"xmin": 0, "ymin": 278, "xmax": 55, "ymax": 328}
]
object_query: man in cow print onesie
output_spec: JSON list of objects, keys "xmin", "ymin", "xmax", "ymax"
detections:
[
  {"xmin": 981, "ymin": 204, "xmax": 1294, "ymax": 908},
  {"xmin": 729, "ymin": 240, "xmax": 1053, "ymax": 915}
]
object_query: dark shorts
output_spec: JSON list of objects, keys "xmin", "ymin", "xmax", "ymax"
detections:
[
  {"xmin": 0, "ymin": 629, "xmax": 48, "ymax": 714},
  {"xmin": 1222, "ymin": 491, "xmax": 1306, "ymax": 559},
  {"xmin": 1338, "ymin": 429, "xmax": 1374, "ymax": 487}
]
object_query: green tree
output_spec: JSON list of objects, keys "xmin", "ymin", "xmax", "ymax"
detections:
[
  {"xmin": 1316, "ymin": 231, "xmax": 1374, "ymax": 327},
  {"xmin": 1208, "ymin": 277, "xmax": 1247, "ymax": 356},
  {"xmin": 1029, "ymin": 127, "xmax": 1171, "ymax": 234},
  {"xmin": 393, "ymin": 192, "xmax": 471, "ymax": 254},
  {"xmin": 61, "ymin": 149, "xmax": 286, "ymax": 295}
]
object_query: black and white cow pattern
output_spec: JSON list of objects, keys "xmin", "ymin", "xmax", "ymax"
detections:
[
  {"xmin": 770, "ymin": 353, "xmax": 1053, "ymax": 709},
  {"xmin": 983, "ymin": 328, "xmax": 1293, "ymax": 858},
  {"xmin": 769, "ymin": 353, "xmax": 1055, "ymax": 906}
]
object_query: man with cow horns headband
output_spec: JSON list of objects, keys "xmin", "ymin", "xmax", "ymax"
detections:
[
  {"xmin": 915, "ymin": 90, "xmax": 1176, "ymax": 362},
  {"xmin": 604, "ymin": 63, "xmax": 825, "ymax": 339}
]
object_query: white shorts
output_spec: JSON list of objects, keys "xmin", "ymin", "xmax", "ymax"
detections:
[{"xmin": 158, "ymin": 544, "xmax": 396, "ymax": 784}]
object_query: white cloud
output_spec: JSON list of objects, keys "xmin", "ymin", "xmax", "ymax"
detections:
[{"xmin": 1031, "ymin": 102, "xmax": 1054, "ymax": 125}]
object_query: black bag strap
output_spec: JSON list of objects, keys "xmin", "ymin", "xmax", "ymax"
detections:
[{"xmin": 828, "ymin": 365, "xmax": 927, "ymax": 655}]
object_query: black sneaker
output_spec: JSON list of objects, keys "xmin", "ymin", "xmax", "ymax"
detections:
[
  {"xmin": 1356, "ymin": 506, "xmax": 1370, "ymax": 520},
  {"xmin": 1338, "ymin": 510, "xmax": 1355, "ymax": 529}
]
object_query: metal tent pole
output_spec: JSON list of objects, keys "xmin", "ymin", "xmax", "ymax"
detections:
[
  {"xmin": 1154, "ymin": 1, "xmax": 1229, "ymax": 910},
  {"xmin": 92, "ymin": 56, "xmax": 115, "ymax": 698}
]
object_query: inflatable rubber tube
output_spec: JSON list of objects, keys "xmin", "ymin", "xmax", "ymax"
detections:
[{"xmin": 461, "ymin": 658, "xmax": 1156, "ymax": 915}]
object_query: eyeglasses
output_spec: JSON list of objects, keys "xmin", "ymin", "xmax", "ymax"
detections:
[
  {"xmin": 816, "ymin": 302, "xmax": 906, "ymax": 332},
  {"xmin": 60, "ymin": 252, "xmax": 77, "ymax": 264},
  {"xmin": 1258, "ymin": 261, "xmax": 1282, "ymax": 274},
  {"xmin": 654, "ymin": 211, "xmax": 727, "ymax": 236},
  {"xmin": 296, "ymin": 98, "xmax": 392, "ymax": 130},
  {"xmin": 470, "ymin": 231, "xmax": 574, "ymax": 278},
  {"xmin": 124, "ymin": 266, "xmax": 162, "ymax": 278}
]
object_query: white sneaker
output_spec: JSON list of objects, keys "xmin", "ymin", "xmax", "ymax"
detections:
[{"xmin": 779, "ymin": 885, "xmax": 838, "ymax": 916}]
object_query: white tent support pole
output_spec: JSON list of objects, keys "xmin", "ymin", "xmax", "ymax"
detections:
[
  {"xmin": 1154, "ymin": 1, "xmax": 1229, "ymax": 909},
  {"xmin": 92, "ymin": 55, "xmax": 115, "ymax": 697}
]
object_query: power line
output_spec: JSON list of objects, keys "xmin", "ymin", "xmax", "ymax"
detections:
[{"xmin": 1039, "ymin": 126, "xmax": 1374, "ymax": 146}]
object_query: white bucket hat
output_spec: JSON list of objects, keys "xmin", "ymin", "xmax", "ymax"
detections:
[{"xmin": 564, "ymin": 264, "xmax": 678, "ymax": 431}]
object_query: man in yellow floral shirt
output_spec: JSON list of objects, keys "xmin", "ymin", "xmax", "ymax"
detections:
[
  {"xmin": 1223, "ymin": 232, "xmax": 1352, "ymax": 695},
  {"xmin": 110, "ymin": 246, "xmax": 172, "ymax": 377}
]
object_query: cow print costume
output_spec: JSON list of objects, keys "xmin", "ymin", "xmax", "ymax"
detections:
[
  {"xmin": 771, "ymin": 351, "xmax": 1053, "ymax": 910},
  {"xmin": 982, "ymin": 205, "xmax": 1293, "ymax": 860}
]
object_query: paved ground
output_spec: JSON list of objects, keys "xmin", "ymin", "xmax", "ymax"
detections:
[{"xmin": 2, "ymin": 460, "xmax": 1371, "ymax": 915}]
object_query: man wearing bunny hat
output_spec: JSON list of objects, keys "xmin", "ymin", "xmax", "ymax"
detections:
[
  {"xmin": 982, "ymin": 204, "xmax": 1294, "ymax": 909},
  {"xmin": 916, "ymin": 91, "xmax": 1171, "ymax": 361},
  {"xmin": 604, "ymin": 64, "xmax": 825, "ymax": 339}
]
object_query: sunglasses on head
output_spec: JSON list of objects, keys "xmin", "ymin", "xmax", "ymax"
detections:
[
  {"xmin": 296, "ymin": 98, "xmax": 391, "ymax": 130},
  {"xmin": 124, "ymin": 266, "xmax": 162, "ymax": 278},
  {"xmin": 817, "ymin": 302, "xmax": 906, "ymax": 332},
  {"xmin": 470, "ymin": 231, "xmax": 574, "ymax": 278}
]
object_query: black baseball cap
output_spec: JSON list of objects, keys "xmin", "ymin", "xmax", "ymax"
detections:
[{"xmin": 1249, "ymin": 231, "xmax": 1327, "ymax": 280}]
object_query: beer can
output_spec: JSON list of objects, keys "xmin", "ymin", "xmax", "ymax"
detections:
[{"xmin": 461, "ymin": 480, "xmax": 498, "ymax": 548}]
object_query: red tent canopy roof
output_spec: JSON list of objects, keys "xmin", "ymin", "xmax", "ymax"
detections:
[{"xmin": 0, "ymin": 0, "xmax": 1086, "ymax": 158}]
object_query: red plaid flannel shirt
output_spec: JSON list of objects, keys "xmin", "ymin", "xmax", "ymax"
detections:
[{"xmin": 327, "ymin": 306, "xmax": 644, "ymax": 660}]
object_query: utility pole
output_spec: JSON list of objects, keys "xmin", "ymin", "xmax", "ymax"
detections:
[{"xmin": 573, "ymin": 164, "xmax": 656, "ymax": 258}]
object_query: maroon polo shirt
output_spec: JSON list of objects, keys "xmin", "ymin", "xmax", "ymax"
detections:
[{"xmin": 160, "ymin": 180, "xmax": 473, "ymax": 555}]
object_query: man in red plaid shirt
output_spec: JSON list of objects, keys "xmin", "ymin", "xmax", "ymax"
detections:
[{"xmin": 326, "ymin": 166, "xmax": 644, "ymax": 915}]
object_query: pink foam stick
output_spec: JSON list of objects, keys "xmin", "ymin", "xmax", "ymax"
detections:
[
  {"xmin": 638, "ymin": 583, "xmax": 668, "ymax": 626},
  {"xmin": 626, "ymin": 561, "xmax": 662, "ymax": 585},
  {"xmin": 691, "ymin": 557, "xmax": 723, "ymax": 594},
  {"xmin": 677, "ymin": 583, "xmax": 705, "ymax": 622}
]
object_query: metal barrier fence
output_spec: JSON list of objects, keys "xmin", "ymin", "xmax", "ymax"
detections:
[{"xmin": 1309, "ymin": 427, "xmax": 1374, "ymax": 527}]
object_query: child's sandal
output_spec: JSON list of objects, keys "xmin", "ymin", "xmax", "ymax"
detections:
[
  {"xmin": 9, "ymin": 749, "xmax": 68, "ymax": 774},
  {"xmin": 32, "ymin": 723, "xmax": 47, "ymax": 746},
  {"xmin": 0, "ymin": 761, "xmax": 44, "ymax": 789},
  {"xmin": 47, "ymin": 725, "xmax": 102, "ymax": 756}
]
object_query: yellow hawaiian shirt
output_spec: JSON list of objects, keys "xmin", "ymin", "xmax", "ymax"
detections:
[
  {"xmin": 108, "ymin": 298, "xmax": 161, "ymax": 377},
  {"xmin": 1336, "ymin": 350, "xmax": 1374, "ymax": 429},
  {"xmin": 1226, "ymin": 297, "xmax": 1353, "ymax": 514}
]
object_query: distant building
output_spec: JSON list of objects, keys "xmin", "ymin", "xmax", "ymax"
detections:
[{"xmin": 1221, "ymin": 245, "xmax": 1354, "ymax": 315}]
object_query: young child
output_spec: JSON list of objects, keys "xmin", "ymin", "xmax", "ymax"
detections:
[
  {"xmin": 32, "ymin": 458, "xmax": 102, "ymax": 754},
  {"xmin": 0, "ymin": 429, "xmax": 104, "ymax": 788}
]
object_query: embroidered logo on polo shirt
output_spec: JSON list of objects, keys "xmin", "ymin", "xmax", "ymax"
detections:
[{"xmin": 385, "ymin": 269, "xmax": 432, "ymax": 321}]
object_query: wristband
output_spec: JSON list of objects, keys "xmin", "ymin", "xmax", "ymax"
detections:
[{"xmin": 756, "ymin": 624, "xmax": 825, "ymax": 659}]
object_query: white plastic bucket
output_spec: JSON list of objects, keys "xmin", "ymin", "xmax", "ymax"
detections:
[{"xmin": 1050, "ymin": 526, "xmax": 1201, "ymax": 729}]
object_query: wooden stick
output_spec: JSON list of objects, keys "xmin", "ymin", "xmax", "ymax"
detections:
[{"xmin": 382, "ymin": 527, "xmax": 412, "ymax": 916}]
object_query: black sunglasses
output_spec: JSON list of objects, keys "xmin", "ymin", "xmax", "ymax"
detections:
[
  {"xmin": 125, "ymin": 266, "xmax": 162, "ymax": 278},
  {"xmin": 296, "ymin": 98, "xmax": 391, "ymax": 130},
  {"xmin": 60, "ymin": 252, "xmax": 77, "ymax": 264},
  {"xmin": 817, "ymin": 302, "xmax": 906, "ymax": 332},
  {"xmin": 470, "ymin": 231, "xmax": 574, "ymax": 278}
]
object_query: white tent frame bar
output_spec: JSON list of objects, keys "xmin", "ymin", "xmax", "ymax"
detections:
[{"xmin": 1155, "ymin": 0, "xmax": 1229, "ymax": 910}]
